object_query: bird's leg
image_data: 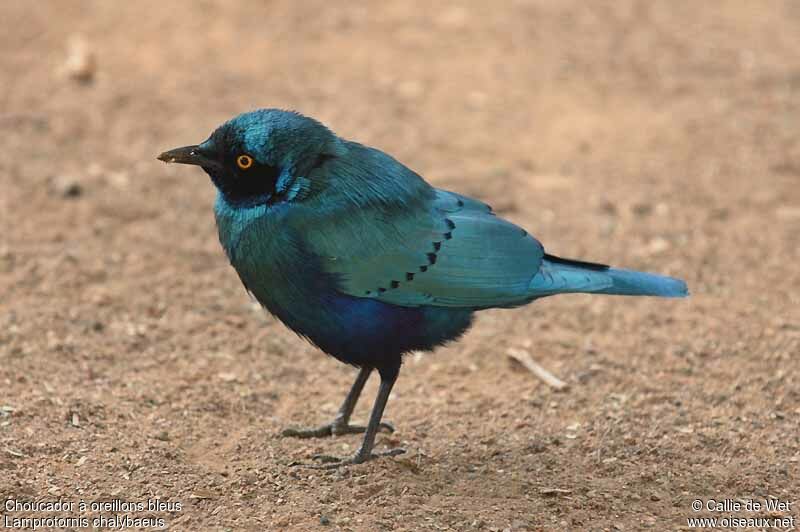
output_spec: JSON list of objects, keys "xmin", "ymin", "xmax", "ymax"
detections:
[
  {"xmin": 281, "ymin": 367, "xmax": 394, "ymax": 438},
  {"xmin": 350, "ymin": 366, "xmax": 405, "ymax": 464},
  {"xmin": 310, "ymin": 365, "xmax": 406, "ymax": 467}
]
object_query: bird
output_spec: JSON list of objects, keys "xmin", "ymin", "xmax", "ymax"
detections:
[{"xmin": 158, "ymin": 109, "xmax": 688, "ymax": 466}]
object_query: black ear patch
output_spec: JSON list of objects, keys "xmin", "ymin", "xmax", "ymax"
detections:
[{"xmin": 310, "ymin": 153, "xmax": 335, "ymax": 170}]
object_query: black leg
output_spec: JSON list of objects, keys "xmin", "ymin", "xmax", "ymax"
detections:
[
  {"xmin": 350, "ymin": 365, "xmax": 405, "ymax": 464},
  {"xmin": 282, "ymin": 367, "xmax": 394, "ymax": 438},
  {"xmin": 331, "ymin": 366, "xmax": 371, "ymax": 428},
  {"xmin": 292, "ymin": 364, "xmax": 406, "ymax": 468}
]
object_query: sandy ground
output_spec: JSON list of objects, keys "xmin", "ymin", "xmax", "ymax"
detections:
[{"xmin": 2, "ymin": 1, "xmax": 799, "ymax": 530}]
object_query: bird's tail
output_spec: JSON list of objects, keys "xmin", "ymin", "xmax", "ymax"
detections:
[{"xmin": 529, "ymin": 254, "xmax": 688, "ymax": 298}]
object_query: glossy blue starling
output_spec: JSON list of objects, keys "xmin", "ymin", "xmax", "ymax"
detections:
[{"xmin": 158, "ymin": 109, "xmax": 688, "ymax": 465}]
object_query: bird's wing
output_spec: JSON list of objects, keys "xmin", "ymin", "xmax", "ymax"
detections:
[{"xmin": 309, "ymin": 189, "xmax": 545, "ymax": 309}]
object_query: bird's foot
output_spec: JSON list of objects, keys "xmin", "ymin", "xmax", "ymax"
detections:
[
  {"xmin": 293, "ymin": 448, "xmax": 406, "ymax": 469},
  {"xmin": 281, "ymin": 419, "xmax": 394, "ymax": 439}
]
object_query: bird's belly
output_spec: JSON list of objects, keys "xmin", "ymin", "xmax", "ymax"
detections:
[{"xmin": 249, "ymin": 278, "xmax": 473, "ymax": 368}]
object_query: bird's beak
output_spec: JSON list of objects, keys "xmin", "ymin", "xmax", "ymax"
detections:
[{"xmin": 157, "ymin": 145, "xmax": 215, "ymax": 167}]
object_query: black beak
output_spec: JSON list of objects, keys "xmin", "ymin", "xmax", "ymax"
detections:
[{"xmin": 157, "ymin": 145, "xmax": 215, "ymax": 167}]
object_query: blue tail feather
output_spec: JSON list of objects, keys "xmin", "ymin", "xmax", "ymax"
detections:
[
  {"xmin": 529, "ymin": 257, "xmax": 688, "ymax": 298},
  {"xmin": 597, "ymin": 267, "xmax": 688, "ymax": 297}
]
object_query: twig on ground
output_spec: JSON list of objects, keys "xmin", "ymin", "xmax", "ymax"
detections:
[{"xmin": 507, "ymin": 348, "xmax": 569, "ymax": 391}]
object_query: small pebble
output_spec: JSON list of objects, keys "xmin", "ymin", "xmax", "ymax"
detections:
[
  {"xmin": 50, "ymin": 175, "xmax": 83, "ymax": 198},
  {"xmin": 61, "ymin": 34, "xmax": 96, "ymax": 83}
]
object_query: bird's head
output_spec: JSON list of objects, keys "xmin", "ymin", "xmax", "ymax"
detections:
[{"xmin": 158, "ymin": 109, "xmax": 341, "ymax": 205}]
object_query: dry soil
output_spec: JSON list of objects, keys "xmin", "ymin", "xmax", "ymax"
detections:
[{"xmin": 1, "ymin": 1, "xmax": 799, "ymax": 531}]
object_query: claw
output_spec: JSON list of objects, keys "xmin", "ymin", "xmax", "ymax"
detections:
[
  {"xmin": 293, "ymin": 448, "xmax": 407, "ymax": 469},
  {"xmin": 352, "ymin": 447, "xmax": 406, "ymax": 464},
  {"xmin": 282, "ymin": 420, "xmax": 395, "ymax": 439},
  {"xmin": 377, "ymin": 421, "xmax": 395, "ymax": 434},
  {"xmin": 281, "ymin": 425, "xmax": 332, "ymax": 438}
]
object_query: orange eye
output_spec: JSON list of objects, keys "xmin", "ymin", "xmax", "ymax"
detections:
[{"xmin": 236, "ymin": 154, "xmax": 254, "ymax": 169}]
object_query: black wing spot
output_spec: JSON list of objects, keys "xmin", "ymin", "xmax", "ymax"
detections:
[
  {"xmin": 390, "ymin": 280, "xmax": 400, "ymax": 289},
  {"xmin": 433, "ymin": 241, "xmax": 441, "ymax": 252},
  {"xmin": 406, "ymin": 272, "xmax": 415, "ymax": 281},
  {"xmin": 365, "ymin": 290, "xmax": 371, "ymax": 295},
  {"xmin": 419, "ymin": 265, "xmax": 428, "ymax": 272},
  {"xmin": 378, "ymin": 287, "xmax": 387, "ymax": 293},
  {"xmin": 443, "ymin": 232, "xmax": 452, "ymax": 240},
  {"xmin": 456, "ymin": 200, "xmax": 464, "ymax": 207},
  {"xmin": 445, "ymin": 218, "xmax": 456, "ymax": 230},
  {"xmin": 521, "ymin": 229, "xmax": 527, "ymax": 236},
  {"xmin": 426, "ymin": 252, "xmax": 437, "ymax": 265}
]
